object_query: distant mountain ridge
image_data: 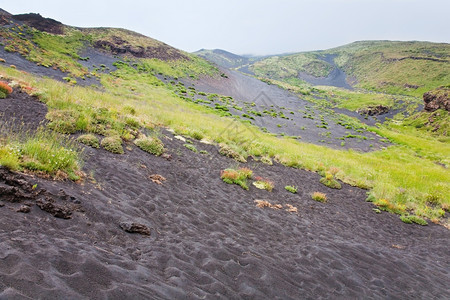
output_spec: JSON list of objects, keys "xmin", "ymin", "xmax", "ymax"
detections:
[{"xmin": 197, "ymin": 40, "xmax": 450, "ymax": 96}]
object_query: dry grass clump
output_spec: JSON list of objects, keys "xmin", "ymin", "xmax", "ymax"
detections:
[
  {"xmin": 219, "ymin": 144, "xmax": 246, "ymax": 162},
  {"xmin": 254, "ymin": 200, "xmax": 297, "ymax": 213},
  {"xmin": 149, "ymin": 174, "xmax": 166, "ymax": 184},
  {"xmin": 0, "ymin": 81, "xmax": 13, "ymax": 98},
  {"xmin": 253, "ymin": 176, "xmax": 275, "ymax": 192},
  {"xmin": 311, "ymin": 192, "xmax": 327, "ymax": 203}
]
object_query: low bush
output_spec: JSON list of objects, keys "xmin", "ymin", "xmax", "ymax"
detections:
[
  {"xmin": 221, "ymin": 167, "xmax": 253, "ymax": 190},
  {"xmin": 0, "ymin": 81, "xmax": 13, "ymax": 98},
  {"xmin": 101, "ymin": 136, "xmax": 124, "ymax": 154},
  {"xmin": 184, "ymin": 143, "xmax": 198, "ymax": 153},
  {"xmin": 400, "ymin": 215, "xmax": 428, "ymax": 226},
  {"xmin": 134, "ymin": 135, "xmax": 164, "ymax": 156},
  {"xmin": 375, "ymin": 198, "xmax": 406, "ymax": 215},
  {"xmin": 311, "ymin": 192, "xmax": 327, "ymax": 202},
  {"xmin": 319, "ymin": 172, "xmax": 342, "ymax": 189},
  {"xmin": 219, "ymin": 144, "xmax": 247, "ymax": 162},
  {"xmin": 253, "ymin": 176, "xmax": 275, "ymax": 192},
  {"xmin": 285, "ymin": 185, "xmax": 297, "ymax": 194},
  {"xmin": 77, "ymin": 134, "xmax": 100, "ymax": 148},
  {"xmin": 0, "ymin": 126, "xmax": 81, "ymax": 180}
]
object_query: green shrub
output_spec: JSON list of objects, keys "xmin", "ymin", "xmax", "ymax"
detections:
[
  {"xmin": 219, "ymin": 144, "xmax": 246, "ymax": 162},
  {"xmin": 261, "ymin": 156, "xmax": 273, "ymax": 165},
  {"xmin": 311, "ymin": 192, "xmax": 327, "ymax": 202},
  {"xmin": 0, "ymin": 81, "xmax": 13, "ymax": 98},
  {"xmin": 46, "ymin": 110, "xmax": 79, "ymax": 134},
  {"xmin": 400, "ymin": 215, "xmax": 428, "ymax": 226},
  {"xmin": 253, "ymin": 177, "xmax": 275, "ymax": 192},
  {"xmin": 134, "ymin": 136, "xmax": 164, "ymax": 156},
  {"xmin": 189, "ymin": 130, "xmax": 204, "ymax": 140},
  {"xmin": 319, "ymin": 173, "xmax": 342, "ymax": 189},
  {"xmin": 0, "ymin": 146, "xmax": 20, "ymax": 170},
  {"xmin": 221, "ymin": 167, "xmax": 253, "ymax": 190},
  {"xmin": 77, "ymin": 134, "xmax": 100, "ymax": 148},
  {"xmin": 101, "ymin": 136, "xmax": 124, "ymax": 154},
  {"xmin": 184, "ymin": 143, "xmax": 198, "ymax": 152},
  {"xmin": 285, "ymin": 185, "xmax": 297, "ymax": 194}
]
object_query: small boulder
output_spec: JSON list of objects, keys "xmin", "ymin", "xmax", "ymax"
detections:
[
  {"xmin": 17, "ymin": 205, "xmax": 30, "ymax": 213},
  {"xmin": 120, "ymin": 222, "xmax": 151, "ymax": 235},
  {"xmin": 423, "ymin": 86, "xmax": 450, "ymax": 112}
]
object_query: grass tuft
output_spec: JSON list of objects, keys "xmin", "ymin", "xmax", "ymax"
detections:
[
  {"xmin": 221, "ymin": 167, "xmax": 253, "ymax": 190},
  {"xmin": 253, "ymin": 176, "xmax": 275, "ymax": 192},
  {"xmin": 77, "ymin": 134, "xmax": 100, "ymax": 148},
  {"xmin": 311, "ymin": 192, "xmax": 327, "ymax": 202},
  {"xmin": 134, "ymin": 136, "xmax": 164, "ymax": 156},
  {"xmin": 101, "ymin": 136, "xmax": 124, "ymax": 154},
  {"xmin": 285, "ymin": 185, "xmax": 297, "ymax": 194}
]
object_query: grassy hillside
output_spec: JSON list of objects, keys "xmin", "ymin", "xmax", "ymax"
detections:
[
  {"xmin": 330, "ymin": 41, "xmax": 450, "ymax": 96},
  {"xmin": 0, "ymin": 14, "xmax": 448, "ymax": 225},
  {"xmin": 194, "ymin": 49, "xmax": 254, "ymax": 69},
  {"xmin": 252, "ymin": 52, "xmax": 332, "ymax": 80},
  {"xmin": 252, "ymin": 41, "xmax": 450, "ymax": 97}
]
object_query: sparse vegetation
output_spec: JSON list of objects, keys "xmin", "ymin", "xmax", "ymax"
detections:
[
  {"xmin": 319, "ymin": 173, "xmax": 342, "ymax": 189},
  {"xmin": 311, "ymin": 192, "xmax": 327, "ymax": 203},
  {"xmin": 253, "ymin": 176, "xmax": 274, "ymax": 192},
  {"xmin": 0, "ymin": 31, "xmax": 448, "ymax": 223},
  {"xmin": 285, "ymin": 185, "xmax": 297, "ymax": 194},
  {"xmin": 184, "ymin": 143, "xmax": 198, "ymax": 153},
  {"xmin": 0, "ymin": 81, "xmax": 13, "ymax": 98},
  {"xmin": 400, "ymin": 215, "xmax": 428, "ymax": 226},
  {"xmin": 0, "ymin": 125, "xmax": 81, "ymax": 180},
  {"xmin": 101, "ymin": 136, "xmax": 124, "ymax": 154},
  {"xmin": 221, "ymin": 167, "xmax": 253, "ymax": 190},
  {"xmin": 134, "ymin": 136, "xmax": 164, "ymax": 156},
  {"xmin": 77, "ymin": 134, "xmax": 100, "ymax": 148}
]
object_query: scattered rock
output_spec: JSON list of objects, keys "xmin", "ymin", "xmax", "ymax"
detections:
[
  {"xmin": 423, "ymin": 86, "xmax": 450, "ymax": 112},
  {"xmin": 149, "ymin": 174, "xmax": 166, "ymax": 185},
  {"xmin": 161, "ymin": 153, "xmax": 172, "ymax": 161},
  {"xmin": 404, "ymin": 83, "xmax": 419, "ymax": 89},
  {"xmin": 17, "ymin": 205, "xmax": 31, "ymax": 213},
  {"xmin": 36, "ymin": 197, "xmax": 72, "ymax": 219},
  {"xmin": 357, "ymin": 105, "xmax": 390, "ymax": 116},
  {"xmin": 93, "ymin": 38, "xmax": 188, "ymax": 61},
  {"xmin": 119, "ymin": 222, "xmax": 151, "ymax": 235}
]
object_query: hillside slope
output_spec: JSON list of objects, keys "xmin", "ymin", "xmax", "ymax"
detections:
[
  {"xmin": 0, "ymin": 9, "xmax": 449, "ymax": 298},
  {"xmin": 250, "ymin": 40, "xmax": 450, "ymax": 97}
]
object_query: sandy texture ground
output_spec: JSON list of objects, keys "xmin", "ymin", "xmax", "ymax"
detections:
[{"xmin": 0, "ymin": 91, "xmax": 449, "ymax": 299}]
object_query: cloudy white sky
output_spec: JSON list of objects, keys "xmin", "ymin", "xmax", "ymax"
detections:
[{"xmin": 2, "ymin": 0, "xmax": 449, "ymax": 55}]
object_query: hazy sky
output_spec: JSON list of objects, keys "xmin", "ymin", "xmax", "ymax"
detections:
[{"xmin": 2, "ymin": 0, "xmax": 449, "ymax": 55}]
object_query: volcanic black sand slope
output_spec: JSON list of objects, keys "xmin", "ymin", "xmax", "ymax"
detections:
[
  {"xmin": 0, "ymin": 8, "xmax": 449, "ymax": 299},
  {"xmin": 1, "ymin": 91, "xmax": 449, "ymax": 299}
]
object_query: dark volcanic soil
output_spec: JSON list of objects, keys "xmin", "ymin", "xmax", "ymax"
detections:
[
  {"xmin": 0, "ymin": 47, "xmax": 101, "ymax": 87},
  {"xmin": 298, "ymin": 54, "xmax": 353, "ymax": 89},
  {"xmin": 0, "ymin": 87, "xmax": 449, "ymax": 299},
  {"xmin": 178, "ymin": 69, "xmax": 387, "ymax": 151}
]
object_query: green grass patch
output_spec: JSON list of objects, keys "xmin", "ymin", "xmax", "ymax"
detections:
[
  {"xmin": 134, "ymin": 136, "xmax": 164, "ymax": 156},
  {"xmin": 0, "ymin": 124, "xmax": 81, "ymax": 180},
  {"xmin": 101, "ymin": 136, "xmax": 124, "ymax": 154},
  {"xmin": 285, "ymin": 185, "xmax": 297, "ymax": 194},
  {"xmin": 221, "ymin": 167, "xmax": 253, "ymax": 190},
  {"xmin": 77, "ymin": 134, "xmax": 100, "ymax": 148}
]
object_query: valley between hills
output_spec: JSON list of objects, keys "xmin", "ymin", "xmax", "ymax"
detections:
[{"xmin": 0, "ymin": 9, "xmax": 449, "ymax": 299}]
